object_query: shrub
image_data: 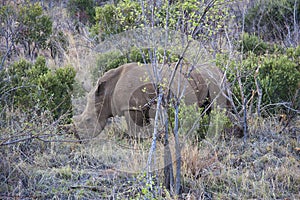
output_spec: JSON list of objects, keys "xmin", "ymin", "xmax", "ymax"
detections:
[
  {"xmin": 238, "ymin": 33, "xmax": 280, "ymax": 55},
  {"xmin": 175, "ymin": 101, "xmax": 232, "ymax": 143},
  {"xmin": 92, "ymin": 0, "xmax": 143, "ymax": 40},
  {"xmin": 244, "ymin": 0, "xmax": 300, "ymax": 43},
  {"xmin": 38, "ymin": 65, "xmax": 76, "ymax": 120},
  {"xmin": 93, "ymin": 51, "xmax": 127, "ymax": 83},
  {"xmin": 217, "ymin": 45, "xmax": 300, "ymax": 114},
  {"xmin": 92, "ymin": 0, "xmax": 231, "ymax": 41},
  {"xmin": 16, "ymin": 2, "xmax": 53, "ymax": 57},
  {"xmin": 259, "ymin": 53, "xmax": 300, "ymax": 104},
  {"xmin": 0, "ymin": 57, "xmax": 76, "ymax": 121},
  {"xmin": 128, "ymin": 47, "xmax": 179, "ymax": 64},
  {"xmin": 92, "ymin": 3, "xmax": 117, "ymax": 39},
  {"xmin": 0, "ymin": 2, "xmax": 67, "ymax": 63},
  {"xmin": 177, "ymin": 102, "xmax": 208, "ymax": 142},
  {"xmin": 155, "ymin": 0, "xmax": 233, "ymax": 40}
]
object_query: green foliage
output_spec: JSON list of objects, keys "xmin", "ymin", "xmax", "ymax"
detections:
[
  {"xmin": 206, "ymin": 107, "xmax": 231, "ymax": 140},
  {"xmin": 217, "ymin": 46, "xmax": 300, "ymax": 113},
  {"xmin": 0, "ymin": 2, "xmax": 68, "ymax": 63},
  {"xmin": 67, "ymin": 0, "xmax": 95, "ymax": 25},
  {"xmin": 93, "ymin": 51, "xmax": 127, "ymax": 83},
  {"xmin": 16, "ymin": 2, "xmax": 53, "ymax": 56},
  {"xmin": 177, "ymin": 102, "xmax": 208, "ymax": 142},
  {"xmin": 128, "ymin": 47, "xmax": 179, "ymax": 64},
  {"xmin": 244, "ymin": 0, "xmax": 300, "ymax": 42},
  {"xmin": 0, "ymin": 1, "xmax": 60, "ymax": 62},
  {"xmin": 0, "ymin": 57, "xmax": 76, "ymax": 120},
  {"xmin": 156, "ymin": 0, "xmax": 233, "ymax": 39},
  {"xmin": 93, "ymin": 0, "xmax": 143, "ymax": 39},
  {"xmin": 239, "ymin": 33, "xmax": 279, "ymax": 55},
  {"xmin": 38, "ymin": 65, "xmax": 76, "ymax": 119},
  {"xmin": 259, "ymin": 53, "xmax": 300, "ymax": 103},
  {"xmin": 92, "ymin": 0, "xmax": 232, "ymax": 40},
  {"xmin": 93, "ymin": 4, "xmax": 116, "ymax": 38},
  {"xmin": 175, "ymin": 101, "xmax": 231, "ymax": 142},
  {"xmin": 116, "ymin": 0, "xmax": 143, "ymax": 29},
  {"xmin": 131, "ymin": 173, "xmax": 169, "ymax": 199}
]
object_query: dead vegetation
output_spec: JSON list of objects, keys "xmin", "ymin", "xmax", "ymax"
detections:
[{"xmin": 0, "ymin": 108, "xmax": 299, "ymax": 199}]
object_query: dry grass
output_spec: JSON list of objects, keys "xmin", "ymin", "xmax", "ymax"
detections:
[
  {"xmin": 180, "ymin": 116, "xmax": 300, "ymax": 199},
  {"xmin": 1, "ymin": 109, "xmax": 299, "ymax": 199}
]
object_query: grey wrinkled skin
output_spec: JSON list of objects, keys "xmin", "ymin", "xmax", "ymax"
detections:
[
  {"xmin": 73, "ymin": 83, "xmax": 107, "ymax": 139},
  {"xmin": 73, "ymin": 62, "xmax": 241, "ymax": 140}
]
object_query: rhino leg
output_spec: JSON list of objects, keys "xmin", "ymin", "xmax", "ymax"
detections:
[{"xmin": 124, "ymin": 110, "xmax": 154, "ymax": 138}]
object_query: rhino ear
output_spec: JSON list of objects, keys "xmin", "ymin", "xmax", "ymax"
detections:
[
  {"xmin": 95, "ymin": 81, "xmax": 107, "ymax": 112},
  {"xmin": 96, "ymin": 81, "xmax": 106, "ymax": 97},
  {"xmin": 95, "ymin": 66, "xmax": 122, "ymax": 98}
]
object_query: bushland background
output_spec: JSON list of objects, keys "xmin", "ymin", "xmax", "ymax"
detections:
[{"xmin": 0, "ymin": 0, "xmax": 299, "ymax": 199}]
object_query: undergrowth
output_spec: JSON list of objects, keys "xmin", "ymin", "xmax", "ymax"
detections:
[{"xmin": 0, "ymin": 108, "xmax": 299, "ymax": 199}]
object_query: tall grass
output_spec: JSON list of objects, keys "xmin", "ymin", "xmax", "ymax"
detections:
[{"xmin": 1, "ymin": 107, "xmax": 298, "ymax": 199}]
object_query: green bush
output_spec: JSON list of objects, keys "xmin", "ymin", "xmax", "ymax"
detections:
[
  {"xmin": 92, "ymin": 3, "xmax": 117, "ymax": 39},
  {"xmin": 244, "ymin": 0, "xmax": 300, "ymax": 42},
  {"xmin": 0, "ymin": 2, "xmax": 67, "ymax": 63},
  {"xmin": 128, "ymin": 47, "xmax": 178, "ymax": 64},
  {"xmin": 217, "ymin": 45, "xmax": 300, "ymax": 114},
  {"xmin": 92, "ymin": 0, "xmax": 230, "ymax": 40},
  {"xmin": 93, "ymin": 51, "xmax": 127, "ymax": 83},
  {"xmin": 0, "ymin": 57, "xmax": 76, "ymax": 121},
  {"xmin": 259, "ymin": 53, "xmax": 300, "ymax": 104},
  {"xmin": 239, "ymin": 33, "xmax": 280, "ymax": 55},
  {"xmin": 155, "ymin": 0, "xmax": 232, "ymax": 39},
  {"xmin": 16, "ymin": 2, "xmax": 53, "ymax": 57},
  {"xmin": 177, "ymin": 102, "xmax": 209, "ymax": 142},
  {"xmin": 174, "ymin": 101, "xmax": 231, "ymax": 142},
  {"xmin": 92, "ymin": 0, "xmax": 143, "ymax": 40}
]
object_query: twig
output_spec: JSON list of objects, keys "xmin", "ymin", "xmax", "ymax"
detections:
[
  {"xmin": 167, "ymin": 41, "xmax": 190, "ymax": 100},
  {"xmin": 70, "ymin": 185, "xmax": 110, "ymax": 193},
  {"xmin": 261, "ymin": 102, "xmax": 300, "ymax": 114},
  {"xmin": 254, "ymin": 65, "xmax": 262, "ymax": 116}
]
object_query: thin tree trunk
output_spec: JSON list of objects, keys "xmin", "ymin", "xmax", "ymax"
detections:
[
  {"xmin": 174, "ymin": 103, "xmax": 181, "ymax": 195},
  {"xmin": 147, "ymin": 87, "xmax": 163, "ymax": 185},
  {"xmin": 163, "ymin": 108, "xmax": 174, "ymax": 191},
  {"xmin": 254, "ymin": 67, "xmax": 262, "ymax": 117}
]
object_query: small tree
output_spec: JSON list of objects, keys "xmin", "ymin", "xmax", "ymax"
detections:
[
  {"xmin": 0, "ymin": 57, "xmax": 76, "ymax": 121},
  {"xmin": 92, "ymin": 0, "xmax": 143, "ymax": 40},
  {"xmin": 0, "ymin": 5, "xmax": 20, "ymax": 68},
  {"xmin": 217, "ymin": 36, "xmax": 300, "ymax": 116},
  {"xmin": 243, "ymin": 0, "xmax": 299, "ymax": 45},
  {"xmin": 67, "ymin": 0, "xmax": 96, "ymax": 25},
  {"xmin": 16, "ymin": 2, "xmax": 53, "ymax": 59},
  {"xmin": 0, "ymin": 2, "xmax": 68, "ymax": 68}
]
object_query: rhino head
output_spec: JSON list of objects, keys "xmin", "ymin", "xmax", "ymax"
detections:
[{"xmin": 73, "ymin": 79, "xmax": 113, "ymax": 140}]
